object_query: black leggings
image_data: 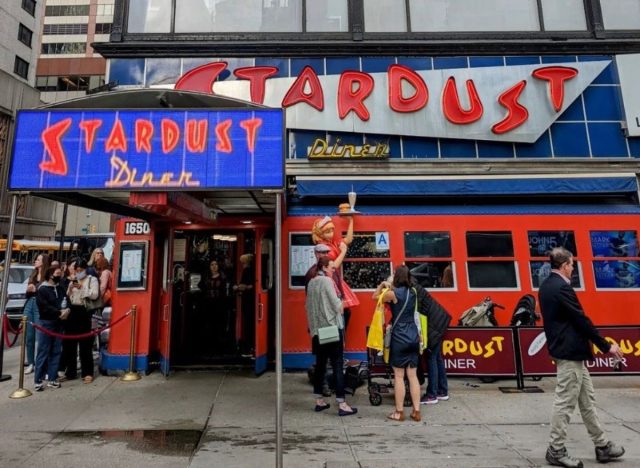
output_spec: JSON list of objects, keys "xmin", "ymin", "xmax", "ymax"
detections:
[{"xmin": 313, "ymin": 331, "xmax": 345, "ymax": 401}]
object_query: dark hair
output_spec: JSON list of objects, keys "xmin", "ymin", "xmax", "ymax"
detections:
[
  {"xmin": 44, "ymin": 266, "xmax": 60, "ymax": 282},
  {"xmin": 316, "ymin": 256, "xmax": 331, "ymax": 271},
  {"xmin": 549, "ymin": 247, "xmax": 572, "ymax": 269},
  {"xmin": 393, "ymin": 265, "xmax": 412, "ymax": 288},
  {"xmin": 29, "ymin": 253, "xmax": 51, "ymax": 284},
  {"xmin": 75, "ymin": 259, "xmax": 89, "ymax": 270}
]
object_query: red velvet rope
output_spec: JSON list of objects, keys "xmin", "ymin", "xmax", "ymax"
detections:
[
  {"xmin": 30, "ymin": 309, "xmax": 132, "ymax": 340},
  {"xmin": 3, "ymin": 315, "xmax": 22, "ymax": 348}
]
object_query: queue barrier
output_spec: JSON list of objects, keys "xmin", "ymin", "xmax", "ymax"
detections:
[
  {"xmin": 440, "ymin": 326, "xmax": 640, "ymax": 392},
  {"xmin": 9, "ymin": 306, "xmax": 139, "ymax": 399}
]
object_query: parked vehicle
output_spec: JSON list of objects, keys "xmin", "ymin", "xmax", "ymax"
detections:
[{"xmin": 1, "ymin": 264, "xmax": 34, "ymax": 323}]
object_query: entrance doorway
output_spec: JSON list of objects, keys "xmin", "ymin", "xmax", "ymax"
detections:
[{"xmin": 168, "ymin": 227, "xmax": 273, "ymax": 373}]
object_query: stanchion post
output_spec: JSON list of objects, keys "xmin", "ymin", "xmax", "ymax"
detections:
[
  {"xmin": 121, "ymin": 305, "xmax": 140, "ymax": 382},
  {"xmin": 9, "ymin": 316, "xmax": 32, "ymax": 399}
]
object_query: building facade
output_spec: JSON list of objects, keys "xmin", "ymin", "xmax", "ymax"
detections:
[
  {"xmin": 49, "ymin": 0, "xmax": 640, "ymax": 372},
  {"xmin": 36, "ymin": 0, "xmax": 116, "ymax": 237},
  {"xmin": 0, "ymin": 0, "xmax": 58, "ymax": 240}
]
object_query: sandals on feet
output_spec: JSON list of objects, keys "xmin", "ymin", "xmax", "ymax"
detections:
[
  {"xmin": 410, "ymin": 410, "xmax": 421, "ymax": 422},
  {"xmin": 386, "ymin": 410, "xmax": 405, "ymax": 421}
]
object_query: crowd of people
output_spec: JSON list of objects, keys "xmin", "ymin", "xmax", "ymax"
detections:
[
  {"xmin": 22, "ymin": 248, "xmax": 112, "ymax": 391},
  {"xmin": 304, "ymin": 215, "xmax": 626, "ymax": 467}
]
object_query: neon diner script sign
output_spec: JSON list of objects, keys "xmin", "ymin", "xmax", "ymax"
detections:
[{"xmin": 9, "ymin": 109, "xmax": 284, "ymax": 191}]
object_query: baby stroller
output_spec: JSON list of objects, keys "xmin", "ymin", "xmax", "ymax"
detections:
[
  {"xmin": 365, "ymin": 327, "xmax": 425, "ymax": 406},
  {"xmin": 509, "ymin": 294, "xmax": 540, "ymax": 327},
  {"xmin": 458, "ymin": 297, "xmax": 504, "ymax": 327}
]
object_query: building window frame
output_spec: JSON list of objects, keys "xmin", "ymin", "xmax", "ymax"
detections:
[
  {"xmin": 14, "ymin": 56, "xmax": 29, "ymax": 79},
  {"xmin": 21, "ymin": 0, "xmax": 36, "ymax": 16},
  {"xmin": 18, "ymin": 24, "xmax": 33, "ymax": 47}
]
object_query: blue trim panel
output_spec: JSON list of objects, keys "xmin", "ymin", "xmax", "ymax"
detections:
[
  {"xmin": 296, "ymin": 177, "xmax": 638, "ymax": 198},
  {"xmin": 100, "ymin": 351, "xmax": 148, "ymax": 373},
  {"xmin": 255, "ymin": 353, "xmax": 268, "ymax": 375},
  {"xmin": 288, "ymin": 204, "xmax": 640, "ymax": 217}
]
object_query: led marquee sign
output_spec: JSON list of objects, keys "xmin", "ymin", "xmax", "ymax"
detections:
[{"xmin": 9, "ymin": 109, "xmax": 284, "ymax": 191}]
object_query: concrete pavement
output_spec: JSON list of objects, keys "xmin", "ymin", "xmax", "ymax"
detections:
[{"xmin": 0, "ymin": 344, "xmax": 638, "ymax": 467}]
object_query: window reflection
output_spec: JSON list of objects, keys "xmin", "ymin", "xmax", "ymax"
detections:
[
  {"xmin": 175, "ymin": 0, "xmax": 302, "ymax": 33},
  {"xmin": 127, "ymin": 0, "xmax": 171, "ymax": 33},
  {"xmin": 307, "ymin": 0, "xmax": 348, "ymax": 32}
]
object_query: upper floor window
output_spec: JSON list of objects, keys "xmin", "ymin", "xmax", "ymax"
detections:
[
  {"xmin": 540, "ymin": 0, "xmax": 587, "ymax": 31},
  {"xmin": 174, "ymin": 0, "xmax": 302, "ymax": 33},
  {"xmin": 466, "ymin": 231, "xmax": 518, "ymax": 289},
  {"xmin": 408, "ymin": 0, "xmax": 539, "ymax": 32},
  {"xmin": 128, "ymin": 0, "xmax": 171, "ymax": 33},
  {"xmin": 307, "ymin": 0, "xmax": 348, "ymax": 32},
  {"xmin": 43, "ymin": 24, "xmax": 88, "ymax": 35},
  {"xmin": 18, "ymin": 24, "xmax": 33, "ymax": 47},
  {"xmin": 600, "ymin": 0, "xmax": 640, "ymax": 30},
  {"xmin": 95, "ymin": 23, "xmax": 112, "ymax": 34},
  {"xmin": 22, "ymin": 0, "xmax": 36, "ymax": 16},
  {"xmin": 97, "ymin": 3, "xmax": 115, "ymax": 16},
  {"xmin": 45, "ymin": 5, "xmax": 90, "ymax": 16},
  {"xmin": 41, "ymin": 42, "xmax": 86, "ymax": 55},
  {"xmin": 14, "ymin": 56, "xmax": 29, "ymax": 79},
  {"xmin": 364, "ymin": 0, "xmax": 407, "ymax": 32}
]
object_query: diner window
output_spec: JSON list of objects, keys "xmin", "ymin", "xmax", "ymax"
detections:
[
  {"xmin": 466, "ymin": 231, "xmax": 517, "ymax": 289},
  {"xmin": 175, "ymin": 0, "xmax": 302, "ymax": 33},
  {"xmin": 590, "ymin": 230, "xmax": 640, "ymax": 289},
  {"xmin": 364, "ymin": 0, "xmax": 407, "ymax": 32},
  {"xmin": 343, "ymin": 232, "xmax": 391, "ymax": 289},
  {"xmin": 18, "ymin": 24, "xmax": 33, "ymax": 47},
  {"xmin": 22, "ymin": 0, "xmax": 36, "ymax": 16},
  {"xmin": 128, "ymin": 0, "xmax": 171, "ymax": 33},
  {"xmin": 528, "ymin": 230, "xmax": 581, "ymax": 289},
  {"xmin": 404, "ymin": 231, "xmax": 454, "ymax": 288},
  {"xmin": 600, "ymin": 0, "xmax": 640, "ymax": 30},
  {"xmin": 408, "ymin": 0, "xmax": 539, "ymax": 32},
  {"xmin": 307, "ymin": 0, "xmax": 349, "ymax": 32}
]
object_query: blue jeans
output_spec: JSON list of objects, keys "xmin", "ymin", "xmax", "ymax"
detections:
[
  {"xmin": 34, "ymin": 320, "xmax": 63, "ymax": 384},
  {"xmin": 426, "ymin": 342, "xmax": 448, "ymax": 398},
  {"xmin": 24, "ymin": 298, "xmax": 40, "ymax": 366}
]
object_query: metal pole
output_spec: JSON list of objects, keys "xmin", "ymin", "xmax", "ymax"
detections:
[
  {"xmin": 9, "ymin": 315, "xmax": 32, "ymax": 398},
  {"xmin": 58, "ymin": 203, "xmax": 68, "ymax": 262},
  {"xmin": 275, "ymin": 192, "xmax": 283, "ymax": 468},
  {"xmin": 121, "ymin": 305, "xmax": 140, "ymax": 381},
  {"xmin": 0, "ymin": 194, "xmax": 19, "ymax": 382}
]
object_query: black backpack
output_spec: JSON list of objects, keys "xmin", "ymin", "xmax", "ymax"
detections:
[{"xmin": 509, "ymin": 294, "xmax": 540, "ymax": 326}]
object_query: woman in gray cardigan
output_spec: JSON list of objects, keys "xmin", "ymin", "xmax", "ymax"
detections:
[{"xmin": 305, "ymin": 256, "xmax": 357, "ymax": 416}]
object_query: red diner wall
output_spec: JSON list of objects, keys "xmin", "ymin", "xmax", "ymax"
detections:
[{"xmin": 282, "ymin": 213, "xmax": 640, "ymax": 354}]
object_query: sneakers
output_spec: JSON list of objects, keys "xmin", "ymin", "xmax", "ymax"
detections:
[
  {"xmin": 47, "ymin": 380, "xmax": 61, "ymax": 389},
  {"xmin": 545, "ymin": 446, "xmax": 583, "ymax": 468},
  {"xmin": 24, "ymin": 364, "xmax": 34, "ymax": 375},
  {"xmin": 437, "ymin": 394, "xmax": 450, "ymax": 401},
  {"xmin": 420, "ymin": 394, "xmax": 439, "ymax": 405},
  {"xmin": 595, "ymin": 441, "xmax": 625, "ymax": 463},
  {"xmin": 34, "ymin": 382, "xmax": 44, "ymax": 392}
]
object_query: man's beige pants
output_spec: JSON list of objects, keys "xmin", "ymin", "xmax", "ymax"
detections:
[{"xmin": 549, "ymin": 359, "xmax": 608, "ymax": 450}]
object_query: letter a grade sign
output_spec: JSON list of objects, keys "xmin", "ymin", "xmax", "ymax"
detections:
[
  {"xmin": 8, "ymin": 109, "xmax": 284, "ymax": 191},
  {"xmin": 375, "ymin": 232, "xmax": 390, "ymax": 251}
]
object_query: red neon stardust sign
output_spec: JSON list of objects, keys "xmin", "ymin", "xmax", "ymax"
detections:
[{"xmin": 176, "ymin": 63, "xmax": 579, "ymax": 136}]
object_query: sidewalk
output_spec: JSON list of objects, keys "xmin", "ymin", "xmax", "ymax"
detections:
[{"xmin": 0, "ymin": 344, "xmax": 638, "ymax": 467}]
